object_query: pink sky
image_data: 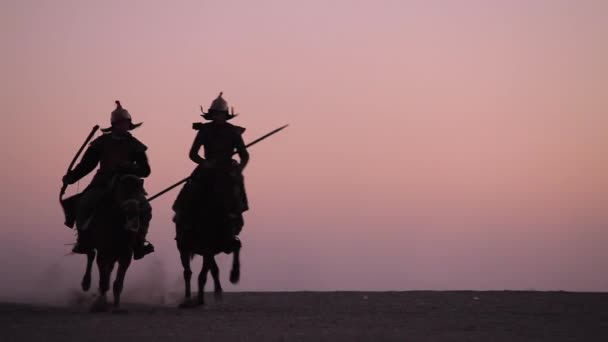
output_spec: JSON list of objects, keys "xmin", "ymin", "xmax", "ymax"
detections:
[{"xmin": 1, "ymin": 0, "xmax": 607, "ymax": 296}]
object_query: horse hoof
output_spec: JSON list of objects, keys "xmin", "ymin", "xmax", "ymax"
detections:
[
  {"xmin": 90, "ymin": 296, "xmax": 109, "ymax": 313},
  {"xmin": 178, "ymin": 299, "xmax": 198, "ymax": 309},
  {"xmin": 81, "ymin": 276, "xmax": 91, "ymax": 292},
  {"xmin": 214, "ymin": 291, "xmax": 223, "ymax": 302},
  {"xmin": 230, "ymin": 268, "xmax": 240, "ymax": 284}
]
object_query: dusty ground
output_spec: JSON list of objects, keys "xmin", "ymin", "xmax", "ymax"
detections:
[{"xmin": 1, "ymin": 291, "xmax": 607, "ymax": 341}]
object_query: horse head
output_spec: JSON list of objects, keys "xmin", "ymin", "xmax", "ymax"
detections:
[{"xmin": 115, "ymin": 174, "xmax": 146, "ymax": 232}]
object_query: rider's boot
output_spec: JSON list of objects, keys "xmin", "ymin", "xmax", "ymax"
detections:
[
  {"xmin": 72, "ymin": 231, "xmax": 93, "ymax": 254},
  {"xmin": 133, "ymin": 238, "xmax": 154, "ymax": 260}
]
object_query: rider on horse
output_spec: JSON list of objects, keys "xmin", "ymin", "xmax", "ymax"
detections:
[
  {"xmin": 173, "ymin": 92, "xmax": 249, "ymax": 251},
  {"xmin": 62, "ymin": 101, "xmax": 154, "ymax": 260}
]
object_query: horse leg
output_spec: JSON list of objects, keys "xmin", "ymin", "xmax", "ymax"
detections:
[
  {"xmin": 178, "ymin": 249, "xmax": 194, "ymax": 308},
  {"xmin": 210, "ymin": 256, "xmax": 223, "ymax": 302},
  {"xmin": 230, "ymin": 243, "xmax": 241, "ymax": 284},
  {"xmin": 81, "ymin": 250, "xmax": 96, "ymax": 292},
  {"xmin": 91, "ymin": 254, "xmax": 113, "ymax": 312},
  {"xmin": 112, "ymin": 254, "xmax": 132, "ymax": 312},
  {"xmin": 197, "ymin": 255, "xmax": 212, "ymax": 306}
]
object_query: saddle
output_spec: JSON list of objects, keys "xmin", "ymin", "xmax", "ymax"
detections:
[{"xmin": 61, "ymin": 193, "xmax": 82, "ymax": 229}]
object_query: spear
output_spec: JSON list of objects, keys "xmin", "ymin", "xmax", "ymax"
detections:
[{"xmin": 147, "ymin": 124, "xmax": 289, "ymax": 202}]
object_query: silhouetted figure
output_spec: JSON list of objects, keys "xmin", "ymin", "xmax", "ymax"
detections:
[
  {"xmin": 62, "ymin": 101, "xmax": 154, "ymax": 260},
  {"xmin": 80, "ymin": 174, "xmax": 148, "ymax": 312},
  {"xmin": 172, "ymin": 92, "xmax": 249, "ymax": 306}
]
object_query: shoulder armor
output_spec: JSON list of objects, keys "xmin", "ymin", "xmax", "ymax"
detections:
[
  {"xmin": 234, "ymin": 125, "xmax": 246, "ymax": 135},
  {"xmin": 89, "ymin": 133, "xmax": 111, "ymax": 147},
  {"xmin": 226, "ymin": 122, "xmax": 246, "ymax": 135},
  {"xmin": 129, "ymin": 136, "xmax": 148, "ymax": 152}
]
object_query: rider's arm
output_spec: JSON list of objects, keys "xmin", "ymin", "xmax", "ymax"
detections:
[
  {"xmin": 65, "ymin": 144, "xmax": 101, "ymax": 184},
  {"xmin": 235, "ymin": 134, "xmax": 249, "ymax": 171},
  {"xmin": 189, "ymin": 132, "xmax": 206, "ymax": 165},
  {"xmin": 132, "ymin": 151, "xmax": 151, "ymax": 178}
]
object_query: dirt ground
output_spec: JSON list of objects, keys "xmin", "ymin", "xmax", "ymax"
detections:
[{"xmin": 1, "ymin": 291, "xmax": 607, "ymax": 341}]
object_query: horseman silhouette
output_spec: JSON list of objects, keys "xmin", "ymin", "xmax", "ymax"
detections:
[
  {"xmin": 172, "ymin": 92, "xmax": 249, "ymax": 307},
  {"xmin": 60, "ymin": 101, "xmax": 154, "ymax": 311},
  {"xmin": 80, "ymin": 174, "xmax": 149, "ymax": 312}
]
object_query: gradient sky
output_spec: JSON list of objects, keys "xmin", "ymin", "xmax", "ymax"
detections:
[{"xmin": 1, "ymin": 0, "xmax": 607, "ymax": 298}]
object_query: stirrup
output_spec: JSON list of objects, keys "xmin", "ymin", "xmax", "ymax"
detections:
[
  {"xmin": 72, "ymin": 243, "xmax": 91, "ymax": 254},
  {"xmin": 133, "ymin": 242, "xmax": 154, "ymax": 260}
]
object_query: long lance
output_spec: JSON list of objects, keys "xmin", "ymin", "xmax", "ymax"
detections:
[
  {"xmin": 60, "ymin": 125, "xmax": 100, "ymax": 200},
  {"xmin": 147, "ymin": 124, "xmax": 289, "ymax": 202}
]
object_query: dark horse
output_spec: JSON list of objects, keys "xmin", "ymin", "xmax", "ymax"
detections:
[
  {"xmin": 80, "ymin": 175, "xmax": 147, "ymax": 312},
  {"xmin": 173, "ymin": 166, "xmax": 243, "ymax": 308}
]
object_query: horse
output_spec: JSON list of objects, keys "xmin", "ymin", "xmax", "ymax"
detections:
[
  {"xmin": 79, "ymin": 174, "xmax": 147, "ymax": 312},
  {"xmin": 173, "ymin": 168, "xmax": 243, "ymax": 308}
]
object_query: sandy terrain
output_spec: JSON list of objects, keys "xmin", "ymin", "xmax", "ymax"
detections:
[{"xmin": 1, "ymin": 291, "xmax": 607, "ymax": 341}]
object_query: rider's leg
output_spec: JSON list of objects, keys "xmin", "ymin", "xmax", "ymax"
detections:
[
  {"xmin": 133, "ymin": 198, "xmax": 154, "ymax": 260},
  {"xmin": 73, "ymin": 188, "xmax": 104, "ymax": 254}
]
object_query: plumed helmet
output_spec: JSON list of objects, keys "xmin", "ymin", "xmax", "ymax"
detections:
[
  {"xmin": 111, "ymin": 101, "xmax": 132, "ymax": 124},
  {"xmin": 101, "ymin": 100, "xmax": 143, "ymax": 133},
  {"xmin": 209, "ymin": 92, "xmax": 229, "ymax": 112},
  {"xmin": 200, "ymin": 92, "xmax": 238, "ymax": 121}
]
